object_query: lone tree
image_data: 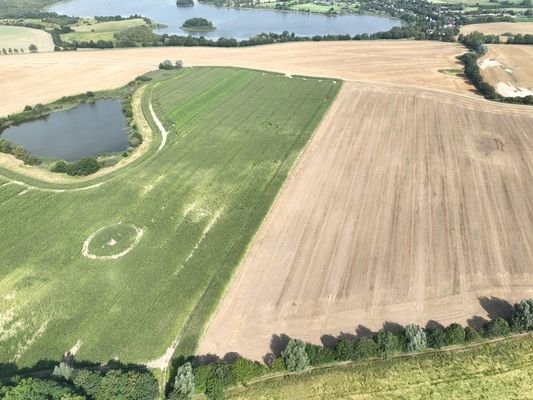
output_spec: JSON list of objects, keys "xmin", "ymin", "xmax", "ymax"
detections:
[
  {"xmin": 159, "ymin": 59, "xmax": 174, "ymax": 70},
  {"xmin": 171, "ymin": 362, "xmax": 194, "ymax": 399},
  {"xmin": 282, "ymin": 339, "xmax": 309, "ymax": 372},
  {"xmin": 28, "ymin": 43, "xmax": 38, "ymax": 52},
  {"xmin": 405, "ymin": 324, "xmax": 427, "ymax": 352},
  {"xmin": 511, "ymin": 299, "xmax": 533, "ymax": 332}
]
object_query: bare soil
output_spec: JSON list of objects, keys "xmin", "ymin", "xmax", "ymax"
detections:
[
  {"xmin": 480, "ymin": 45, "xmax": 533, "ymax": 97},
  {"xmin": 0, "ymin": 41, "xmax": 469, "ymax": 117},
  {"xmin": 199, "ymin": 81, "xmax": 533, "ymax": 360}
]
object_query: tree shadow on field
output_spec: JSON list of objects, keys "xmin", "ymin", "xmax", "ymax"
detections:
[
  {"xmin": 222, "ymin": 352, "xmax": 241, "ymax": 363},
  {"xmin": 383, "ymin": 321, "xmax": 405, "ymax": 333},
  {"xmin": 270, "ymin": 333, "xmax": 290, "ymax": 358},
  {"xmin": 355, "ymin": 325, "xmax": 374, "ymax": 337},
  {"xmin": 425, "ymin": 320, "xmax": 444, "ymax": 330},
  {"xmin": 320, "ymin": 334, "xmax": 337, "ymax": 349},
  {"xmin": 479, "ymin": 296, "xmax": 513, "ymax": 320},
  {"xmin": 467, "ymin": 315, "xmax": 489, "ymax": 330}
]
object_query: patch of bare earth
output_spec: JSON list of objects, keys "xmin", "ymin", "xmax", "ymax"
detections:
[
  {"xmin": 480, "ymin": 45, "xmax": 533, "ymax": 97},
  {"xmin": 0, "ymin": 41, "xmax": 469, "ymax": 117},
  {"xmin": 199, "ymin": 81, "xmax": 533, "ymax": 361}
]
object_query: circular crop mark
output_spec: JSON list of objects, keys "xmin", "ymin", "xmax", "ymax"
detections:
[{"xmin": 82, "ymin": 223, "xmax": 144, "ymax": 260}]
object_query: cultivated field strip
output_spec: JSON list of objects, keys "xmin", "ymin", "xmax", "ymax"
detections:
[
  {"xmin": 0, "ymin": 68, "xmax": 339, "ymax": 366},
  {"xmin": 200, "ymin": 81, "xmax": 533, "ymax": 360},
  {"xmin": 0, "ymin": 41, "xmax": 469, "ymax": 117}
]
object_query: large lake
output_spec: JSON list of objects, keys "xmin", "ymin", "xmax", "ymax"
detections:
[
  {"xmin": 2, "ymin": 100, "xmax": 129, "ymax": 161},
  {"xmin": 49, "ymin": 0, "xmax": 401, "ymax": 39}
]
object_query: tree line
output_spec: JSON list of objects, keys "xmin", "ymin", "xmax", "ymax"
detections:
[
  {"xmin": 459, "ymin": 32, "xmax": 533, "ymax": 105},
  {"xmin": 1, "ymin": 298, "xmax": 531, "ymax": 399}
]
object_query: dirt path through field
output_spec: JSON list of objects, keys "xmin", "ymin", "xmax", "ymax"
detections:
[
  {"xmin": 0, "ymin": 41, "xmax": 470, "ymax": 117},
  {"xmin": 199, "ymin": 81, "xmax": 533, "ymax": 361}
]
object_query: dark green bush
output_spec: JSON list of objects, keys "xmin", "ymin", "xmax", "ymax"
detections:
[
  {"xmin": 483, "ymin": 318, "xmax": 511, "ymax": 338},
  {"xmin": 427, "ymin": 328, "xmax": 446, "ymax": 349},
  {"xmin": 444, "ymin": 323, "xmax": 466, "ymax": 345},
  {"xmin": 353, "ymin": 336, "xmax": 378, "ymax": 360}
]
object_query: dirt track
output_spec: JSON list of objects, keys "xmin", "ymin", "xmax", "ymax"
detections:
[
  {"xmin": 480, "ymin": 45, "xmax": 533, "ymax": 97},
  {"xmin": 0, "ymin": 40, "xmax": 469, "ymax": 116},
  {"xmin": 199, "ymin": 81, "xmax": 533, "ymax": 360}
]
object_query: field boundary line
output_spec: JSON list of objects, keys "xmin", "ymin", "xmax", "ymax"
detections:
[{"xmin": 225, "ymin": 333, "xmax": 533, "ymax": 395}]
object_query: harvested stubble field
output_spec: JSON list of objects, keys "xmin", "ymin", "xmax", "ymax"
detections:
[
  {"xmin": 460, "ymin": 22, "xmax": 533, "ymax": 36},
  {"xmin": 199, "ymin": 80, "xmax": 533, "ymax": 360},
  {"xmin": 0, "ymin": 41, "xmax": 469, "ymax": 117},
  {"xmin": 0, "ymin": 67, "xmax": 339, "ymax": 366},
  {"xmin": 479, "ymin": 44, "xmax": 533, "ymax": 97},
  {"xmin": 228, "ymin": 335, "xmax": 533, "ymax": 399}
]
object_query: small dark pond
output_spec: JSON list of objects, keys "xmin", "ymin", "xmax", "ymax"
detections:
[{"xmin": 2, "ymin": 99, "xmax": 129, "ymax": 162}]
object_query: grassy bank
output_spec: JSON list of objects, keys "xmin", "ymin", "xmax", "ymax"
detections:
[{"xmin": 228, "ymin": 334, "xmax": 533, "ymax": 399}]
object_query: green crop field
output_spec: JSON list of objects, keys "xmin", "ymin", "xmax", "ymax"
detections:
[
  {"xmin": 61, "ymin": 19, "xmax": 151, "ymax": 43},
  {"xmin": 0, "ymin": 25, "xmax": 54, "ymax": 52},
  {"xmin": 0, "ymin": 67, "xmax": 340, "ymax": 367},
  {"xmin": 228, "ymin": 335, "xmax": 533, "ymax": 399}
]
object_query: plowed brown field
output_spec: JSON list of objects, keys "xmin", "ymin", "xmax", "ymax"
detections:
[
  {"xmin": 0, "ymin": 40, "xmax": 469, "ymax": 117},
  {"xmin": 199, "ymin": 81, "xmax": 533, "ymax": 360}
]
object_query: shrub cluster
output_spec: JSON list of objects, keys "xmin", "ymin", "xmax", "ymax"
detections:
[
  {"xmin": 0, "ymin": 138, "xmax": 41, "ymax": 165},
  {"xmin": 52, "ymin": 157, "xmax": 101, "ymax": 176},
  {"xmin": 1, "ymin": 363, "xmax": 158, "ymax": 400}
]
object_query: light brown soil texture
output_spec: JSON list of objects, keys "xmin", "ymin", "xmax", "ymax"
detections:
[
  {"xmin": 0, "ymin": 40, "xmax": 469, "ymax": 117},
  {"xmin": 199, "ymin": 81, "xmax": 533, "ymax": 360},
  {"xmin": 480, "ymin": 44, "xmax": 533, "ymax": 97},
  {"xmin": 461, "ymin": 22, "xmax": 533, "ymax": 36}
]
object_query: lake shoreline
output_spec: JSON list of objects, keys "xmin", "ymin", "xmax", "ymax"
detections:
[{"xmin": 47, "ymin": 0, "xmax": 402, "ymax": 39}]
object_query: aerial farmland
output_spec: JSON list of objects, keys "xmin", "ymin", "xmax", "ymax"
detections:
[{"xmin": 0, "ymin": 0, "xmax": 533, "ymax": 398}]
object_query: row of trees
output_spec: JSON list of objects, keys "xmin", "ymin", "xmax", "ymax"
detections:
[
  {"xmin": 167, "ymin": 298, "xmax": 533, "ymax": 399},
  {"xmin": 459, "ymin": 32, "xmax": 533, "ymax": 105},
  {"xmin": 0, "ymin": 299, "xmax": 531, "ymax": 399}
]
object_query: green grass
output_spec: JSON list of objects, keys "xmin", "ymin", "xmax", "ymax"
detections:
[
  {"xmin": 228, "ymin": 335, "xmax": 533, "ymax": 399},
  {"xmin": 439, "ymin": 68, "xmax": 465, "ymax": 76},
  {"xmin": 0, "ymin": 67, "xmax": 340, "ymax": 367},
  {"xmin": 0, "ymin": 25, "xmax": 53, "ymax": 52},
  {"xmin": 255, "ymin": 1, "xmax": 357, "ymax": 14},
  {"xmin": 61, "ymin": 18, "xmax": 151, "ymax": 43}
]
